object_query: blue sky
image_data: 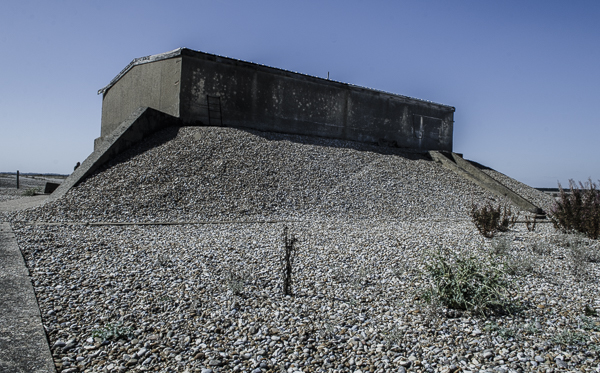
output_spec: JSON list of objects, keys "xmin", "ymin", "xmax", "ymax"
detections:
[{"xmin": 1, "ymin": 0, "xmax": 598, "ymax": 187}]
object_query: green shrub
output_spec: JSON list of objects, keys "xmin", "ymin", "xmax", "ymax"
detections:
[
  {"xmin": 552, "ymin": 329, "xmax": 588, "ymax": 347},
  {"xmin": 471, "ymin": 202, "xmax": 517, "ymax": 238},
  {"xmin": 91, "ymin": 322, "xmax": 132, "ymax": 341},
  {"xmin": 22, "ymin": 187, "xmax": 40, "ymax": 196},
  {"xmin": 423, "ymin": 250, "xmax": 512, "ymax": 315},
  {"xmin": 550, "ymin": 179, "xmax": 600, "ymax": 239}
]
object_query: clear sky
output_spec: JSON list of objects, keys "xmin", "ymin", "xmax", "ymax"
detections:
[{"xmin": 1, "ymin": 0, "xmax": 598, "ymax": 187}]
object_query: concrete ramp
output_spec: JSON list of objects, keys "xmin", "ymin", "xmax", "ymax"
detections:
[
  {"xmin": 429, "ymin": 151, "xmax": 544, "ymax": 215},
  {"xmin": 49, "ymin": 107, "xmax": 181, "ymax": 202}
]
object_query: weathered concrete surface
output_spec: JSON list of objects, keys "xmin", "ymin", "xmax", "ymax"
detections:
[
  {"xmin": 0, "ymin": 195, "xmax": 48, "ymax": 212},
  {"xmin": 99, "ymin": 48, "xmax": 455, "ymax": 152},
  {"xmin": 429, "ymin": 151, "xmax": 543, "ymax": 214},
  {"xmin": 50, "ymin": 107, "xmax": 181, "ymax": 202},
  {"xmin": 0, "ymin": 222, "xmax": 55, "ymax": 373},
  {"xmin": 100, "ymin": 56, "xmax": 182, "ymax": 142}
]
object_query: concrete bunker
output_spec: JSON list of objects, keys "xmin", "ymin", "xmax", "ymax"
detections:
[
  {"xmin": 51, "ymin": 48, "xmax": 544, "ymax": 216},
  {"xmin": 96, "ymin": 48, "xmax": 455, "ymax": 152}
]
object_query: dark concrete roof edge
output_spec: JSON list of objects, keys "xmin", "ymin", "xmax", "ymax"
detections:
[{"xmin": 98, "ymin": 47, "xmax": 455, "ymax": 111}]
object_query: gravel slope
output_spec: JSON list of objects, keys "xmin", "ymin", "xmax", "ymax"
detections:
[
  {"xmin": 10, "ymin": 126, "xmax": 513, "ymax": 224},
  {"xmin": 5, "ymin": 126, "xmax": 599, "ymax": 373}
]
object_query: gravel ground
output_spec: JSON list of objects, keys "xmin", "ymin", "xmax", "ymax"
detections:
[
  {"xmin": 0, "ymin": 174, "xmax": 65, "ymax": 202},
  {"xmin": 0, "ymin": 175, "xmax": 45, "ymax": 202},
  {"xmin": 4, "ymin": 126, "xmax": 599, "ymax": 373}
]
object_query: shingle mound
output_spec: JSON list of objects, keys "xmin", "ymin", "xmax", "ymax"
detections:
[{"xmin": 16, "ymin": 126, "xmax": 537, "ymax": 222}]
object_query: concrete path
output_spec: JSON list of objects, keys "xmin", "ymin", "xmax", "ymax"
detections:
[
  {"xmin": 0, "ymin": 222, "xmax": 55, "ymax": 372},
  {"xmin": 0, "ymin": 195, "xmax": 48, "ymax": 212}
]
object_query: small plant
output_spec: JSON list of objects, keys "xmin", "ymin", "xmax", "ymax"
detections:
[
  {"xmin": 157, "ymin": 253, "xmax": 172, "ymax": 267},
  {"xmin": 384, "ymin": 324, "xmax": 404, "ymax": 347},
  {"xmin": 531, "ymin": 241, "xmax": 551, "ymax": 256},
  {"xmin": 91, "ymin": 322, "xmax": 132, "ymax": 341},
  {"xmin": 552, "ymin": 329, "xmax": 588, "ymax": 346},
  {"xmin": 226, "ymin": 270, "xmax": 246, "ymax": 296},
  {"xmin": 22, "ymin": 187, "xmax": 40, "ymax": 196},
  {"xmin": 579, "ymin": 316, "xmax": 600, "ymax": 331},
  {"xmin": 422, "ymin": 249, "xmax": 512, "ymax": 315},
  {"xmin": 471, "ymin": 202, "xmax": 518, "ymax": 238},
  {"xmin": 584, "ymin": 305, "xmax": 599, "ymax": 317},
  {"xmin": 504, "ymin": 253, "xmax": 536, "ymax": 277},
  {"xmin": 281, "ymin": 226, "xmax": 298, "ymax": 296},
  {"xmin": 525, "ymin": 215, "xmax": 537, "ymax": 232},
  {"xmin": 550, "ymin": 179, "xmax": 600, "ymax": 240},
  {"xmin": 491, "ymin": 235, "xmax": 511, "ymax": 256},
  {"xmin": 484, "ymin": 322, "xmax": 517, "ymax": 339}
]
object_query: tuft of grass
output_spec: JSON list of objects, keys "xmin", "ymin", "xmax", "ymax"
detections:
[
  {"xmin": 483, "ymin": 322, "xmax": 517, "ymax": 339},
  {"xmin": 22, "ymin": 187, "xmax": 40, "ymax": 196},
  {"xmin": 471, "ymin": 202, "xmax": 517, "ymax": 238},
  {"xmin": 91, "ymin": 322, "xmax": 132, "ymax": 341},
  {"xmin": 552, "ymin": 329, "xmax": 588, "ymax": 347},
  {"xmin": 422, "ymin": 249, "xmax": 513, "ymax": 316},
  {"xmin": 550, "ymin": 179, "xmax": 600, "ymax": 240}
]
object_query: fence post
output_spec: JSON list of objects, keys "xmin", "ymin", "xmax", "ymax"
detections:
[{"xmin": 16, "ymin": 170, "xmax": 19, "ymax": 189}]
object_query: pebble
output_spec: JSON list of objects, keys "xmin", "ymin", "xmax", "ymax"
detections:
[
  {"xmin": 208, "ymin": 359, "xmax": 223, "ymax": 366},
  {"xmin": 4, "ymin": 126, "xmax": 599, "ymax": 372}
]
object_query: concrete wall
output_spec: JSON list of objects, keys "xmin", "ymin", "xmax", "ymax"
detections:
[
  {"xmin": 99, "ymin": 48, "xmax": 454, "ymax": 151},
  {"xmin": 179, "ymin": 50, "xmax": 454, "ymax": 151},
  {"xmin": 100, "ymin": 57, "xmax": 182, "ymax": 138}
]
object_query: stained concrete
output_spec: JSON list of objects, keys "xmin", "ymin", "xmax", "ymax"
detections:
[
  {"xmin": 0, "ymin": 222, "xmax": 55, "ymax": 373},
  {"xmin": 98, "ymin": 48, "xmax": 455, "ymax": 152},
  {"xmin": 100, "ymin": 56, "xmax": 182, "ymax": 139}
]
